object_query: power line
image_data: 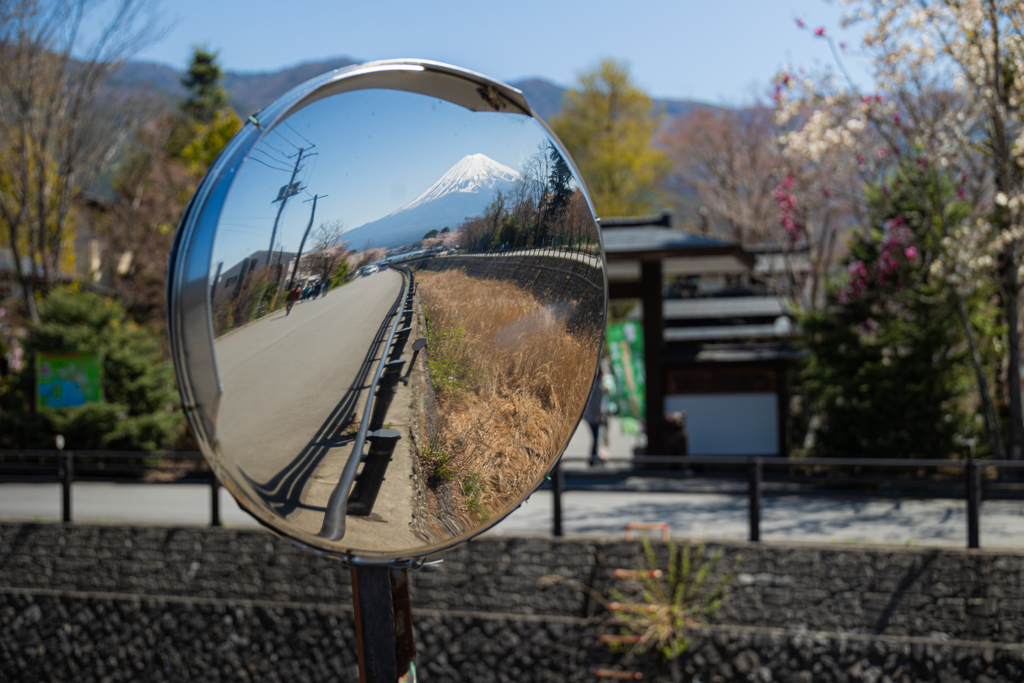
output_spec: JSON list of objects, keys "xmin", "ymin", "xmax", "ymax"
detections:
[
  {"xmin": 255, "ymin": 140, "xmax": 291, "ymax": 160},
  {"xmin": 284, "ymin": 121, "xmax": 315, "ymax": 147},
  {"xmin": 251, "ymin": 147, "xmax": 290, "ymax": 166},
  {"xmin": 247, "ymin": 156, "xmax": 291, "ymax": 173},
  {"xmin": 271, "ymin": 127, "xmax": 302, "ymax": 151}
]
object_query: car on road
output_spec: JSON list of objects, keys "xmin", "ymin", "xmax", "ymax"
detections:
[
  {"xmin": 364, "ymin": 264, "xmax": 379, "ymax": 275},
  {"xmin": 447, "ymin": 248, "xmax": 456, "ymax": 255},
  {"xmin": 380, "ymin": 263, "xmax": 389, "ymax": 271}
]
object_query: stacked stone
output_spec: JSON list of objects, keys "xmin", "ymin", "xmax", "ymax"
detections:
[{"xmin": 3, "ymin": 524, "xmax": 1024, "ymax": 681}]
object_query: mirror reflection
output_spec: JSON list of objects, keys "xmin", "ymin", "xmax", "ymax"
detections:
[{"xmin": 207, "ymin": 88, "xmax": 604, "ymax": 554}]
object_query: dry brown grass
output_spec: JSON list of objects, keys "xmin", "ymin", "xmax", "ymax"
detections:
[{"xmin": 416, "ymin": 269, "xmax": 601, "ymax": 531}]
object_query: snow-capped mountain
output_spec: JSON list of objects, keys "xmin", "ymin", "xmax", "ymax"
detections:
[
  {"xmin": 391, "ymin": 154, "xmax": 519, "ymax": 214},
  {"xmin": 343, "ymin": 154, "xmax": 520, "ymax": 250}
]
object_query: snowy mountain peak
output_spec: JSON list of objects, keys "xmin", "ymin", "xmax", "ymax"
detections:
[{"xmin": 390, "ymin": 154, "xmax": 520, "ymax": 215}]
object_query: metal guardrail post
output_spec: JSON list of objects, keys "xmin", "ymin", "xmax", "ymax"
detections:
[
  {"xmin": 967, "ymin": 455, "xmax": 980, "ymax": 549},
  {"xmin": 210, "ymin": 470, "xmax": 221, "ymax": 527},
  {"xmin": 552, "ymin": 461, "xmax": 564, "ymax": 537},
  {"xmin": 347, "ymin": 429, "xmax": 402, "ymax": 517},
  {"xmin": 59, "ymin": 450, "xmax": 73, "ymax": 524},
  {"xmin": 748, "ymin": 456, "xmax": 762, "ymax": 542}
]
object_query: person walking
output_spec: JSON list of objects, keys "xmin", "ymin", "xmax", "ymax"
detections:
[
  {"xmin": 285, "ymin": 286, "xmax": 300, "ymax": 315},
  {"xmin": 583, "ymin": 379, "xmax": 607, "ymax": 467}
]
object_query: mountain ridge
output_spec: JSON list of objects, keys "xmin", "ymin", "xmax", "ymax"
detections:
[{"xmin": 111, "ymin": 57, "xmax": 720, "ymax": 122}]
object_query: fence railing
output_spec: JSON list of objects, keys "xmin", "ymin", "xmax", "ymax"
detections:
[
  {"xmin": 0, "ymin": 449, "xmax": 220, "ymax": 527},
  {"xmin": 4, "ymin": 450, "xmax": 1024, "ymax": 549},
  {"xmin": 549, "ymin": 455, "xmax": 1024, "ymax": 549}
]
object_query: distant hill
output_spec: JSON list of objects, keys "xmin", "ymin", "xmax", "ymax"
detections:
[
  {"xmin": 111, "ymin": 58, "xmax": 716, "ymax": 124},
  {"xmin": 509, "ymin": 76, "xmax": 715, "ymax": 124},
  {"xmin": 108, "ymin": 58, "xmax": 720, "ymax": 228}
]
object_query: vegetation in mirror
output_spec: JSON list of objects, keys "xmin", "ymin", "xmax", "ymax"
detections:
[{"xmin": 199, "ymin": 86, "xmax": 604, "ymax": 554}]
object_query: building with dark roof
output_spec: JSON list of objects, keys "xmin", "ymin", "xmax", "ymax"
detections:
[{"xmin": 602, "ymin": 211, "xmax": 800, "ymax": 457}]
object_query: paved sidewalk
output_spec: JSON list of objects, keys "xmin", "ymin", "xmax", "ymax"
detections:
[{"xmin": 2, "ymin": 420, "xmax": 1023, "ymax": 548}]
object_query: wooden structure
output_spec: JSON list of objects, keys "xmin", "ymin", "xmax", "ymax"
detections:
[{"xmin": 601, "ymin": 212, "xmax": 799, "ymax": 456}]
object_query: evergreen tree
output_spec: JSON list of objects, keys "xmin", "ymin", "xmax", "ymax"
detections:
[
  {"xmin": 180, "ymin": 46, "xmax": 229, "ymax": 123},
  {"xmin": 548, "ymin": 144, "xmax": 573, "ymax": 214},
  {"xmin": 799, "ymin": 162, "xmax": 987, "ymax": 458},
  {"xmin": 0, "ymin": 290, "xmax": 185, "ymax": 450}
]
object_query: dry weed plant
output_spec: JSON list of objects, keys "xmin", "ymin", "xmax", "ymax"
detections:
[
  {"xmin": 416, "ymin": 269, "xmax": 600, "ymax": 530},
  {"xmin": 537, "ymin": 535, "xmax": 736, "ymax": 666}
]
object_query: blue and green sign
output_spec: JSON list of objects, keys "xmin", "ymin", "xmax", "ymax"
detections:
[
  {"xmin": 605, "ymin": 321, "xmax": 646, "ymax": 429},
  {"xmin": 36, "ymin": 352, "xmax": 103, "ymax": 409}
]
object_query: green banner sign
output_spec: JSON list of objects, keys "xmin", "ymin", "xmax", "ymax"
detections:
[
  {"xmin": 36, "ymin": 352, "xmax": 103, "ymax": 410},
  {"xmin": 606, "ymin": 321, "xmax": 646, "ymax": 424}
]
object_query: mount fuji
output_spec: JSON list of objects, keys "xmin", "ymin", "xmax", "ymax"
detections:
[{"xmin": 344, "ymin": 154, "xmax": 520, "ymax": 251}]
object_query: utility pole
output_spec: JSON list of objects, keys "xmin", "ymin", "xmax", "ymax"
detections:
[
  {"xmin": 266, "ymin": 145, "xmax": 313, "ymax": 266},
  {"xmin": 288, "ymin": 194, "xmax": 327, "ymax": 290}
]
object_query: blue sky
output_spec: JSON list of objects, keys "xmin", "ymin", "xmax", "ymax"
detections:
[
  {"xmin": 134, "ymin": 0, "xmax": 873, "ymax": 105},
  {"xmin": 213, "ymin": 90, "xmax": 553, "ymax": 269}
]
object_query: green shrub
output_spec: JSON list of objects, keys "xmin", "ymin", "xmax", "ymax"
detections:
[{"xmin": 0, "ymin": 289, "xmax": 185, "ymax": 450}]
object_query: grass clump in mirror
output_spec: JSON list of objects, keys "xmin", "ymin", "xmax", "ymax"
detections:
[
  {"xmin": 462, "ymin": 470, "xmax": 489, "ymax": 521},
  {"xmin": 417, "ymin": 433, "xmax": 457, "ymax": 487},
  {"xmin": 424, "ymin": 322, "xmax": 479, "ymax": 399}
]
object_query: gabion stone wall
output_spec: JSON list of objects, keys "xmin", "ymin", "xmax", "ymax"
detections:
[{"xmin": 2, "ymin": 523, "xmax": 1024, "ymax": 682}]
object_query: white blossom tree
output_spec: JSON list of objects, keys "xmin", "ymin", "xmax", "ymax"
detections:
[{"xmin": 775, "ymin": 1, "xmax": 1024, "ymax": 457}]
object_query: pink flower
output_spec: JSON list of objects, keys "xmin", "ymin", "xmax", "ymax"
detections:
[
  {"xmin": 957, "ymin": 186, "xmax": 965, "ymax": 197},
  {"xmin": 904, "ymin": 246, "xmax": 917, "ymax": 259},
  {"xmin": 796, "ymin": 18, "xmax": 805, "ymax": 28},
  {"xmin": 814, "ymin": 27, "xmax": 826, "ymax": 36},
  {"xmin": 892, "ymin": 113, "xmax": 902, "ymax": 124},
  {"xmin": 840, "ymin": 42, "xmax": 847, "ymax": 50},
  {"xmin": 823, "ymin": 186, "xmax": 832, "ymax": 198}
]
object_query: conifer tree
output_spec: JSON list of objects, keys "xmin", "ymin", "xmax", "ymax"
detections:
[
  {"xmin": 0, "ymin": 290, "xmax": 184, "ymax": 450},
  {"xmin": 180, "ymin": 46, "xmax": 229, "ymax": 123}
]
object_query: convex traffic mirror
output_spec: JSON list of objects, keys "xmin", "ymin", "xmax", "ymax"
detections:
[{"xmin": 167, "ymin": 60, "xmax": 607, "ymax": 563}]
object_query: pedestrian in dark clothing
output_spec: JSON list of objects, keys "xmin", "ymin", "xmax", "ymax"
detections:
[
  {"xmin": 285, "ymin": 287, "xmax": 300, "ymax": 315},
  {"xmin": 583, "ymin": 380, "xmax": 606, "ymax": 467}
]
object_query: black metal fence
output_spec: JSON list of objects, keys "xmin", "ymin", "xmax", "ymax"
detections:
[
  {"xmin": 3, "ymin": 450, "xmax": 1024, "ymax": 549},
  {"xmin": 549, "ymin": 455, "xmax": 1024, "ymax": 549},
  {"xmin": 0, "ymin": 449, "xmax": 221, "ymax": 527}
]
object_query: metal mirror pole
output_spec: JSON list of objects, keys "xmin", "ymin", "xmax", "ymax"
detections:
[
  {"xmin": 352, "ymin": 566, "xmax": 398, "ymax": 681},
  {"xmin": 351, "ymin": 566, "xmax": 416, "ymax": 682}
]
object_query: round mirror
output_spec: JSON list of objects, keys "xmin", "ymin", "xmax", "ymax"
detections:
[{"xmin": 167, "ymin": 60, "xmax": 606, "ymax": 563}]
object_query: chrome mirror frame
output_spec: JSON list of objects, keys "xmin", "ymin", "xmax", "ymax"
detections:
[{"xmin": 167, "ymin": 59, "xmax": 607, "ymax": 565}]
